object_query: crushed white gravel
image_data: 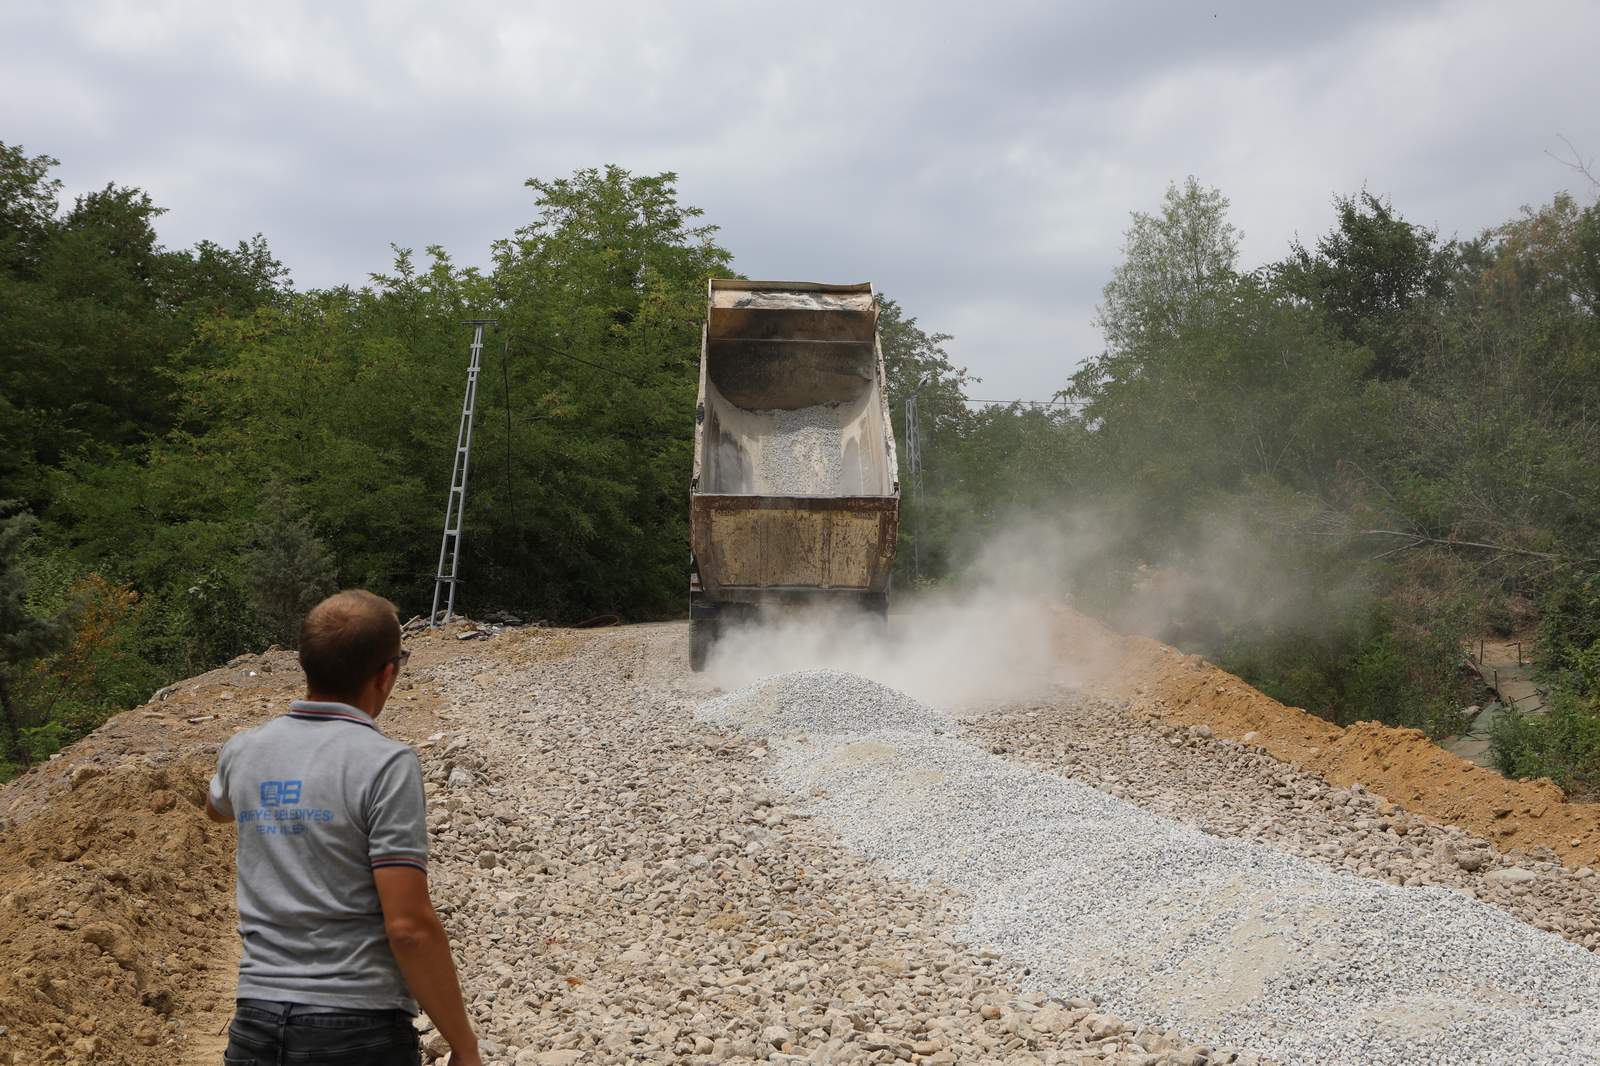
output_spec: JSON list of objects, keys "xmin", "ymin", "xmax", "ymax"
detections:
[
  {"xmin": 699, "ymin": 669, "xmax": 952, "ymax": 738},
  {"xmin": 699, "ymin": 669, "xmax": 1600, "ymax": 1066},
  {"xmin": 757, "ymin": 404, "xmax": 844, "ymax": 495}
]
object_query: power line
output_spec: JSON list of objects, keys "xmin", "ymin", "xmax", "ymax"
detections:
[
  {"xmin": 962, "ymin": 397, "xmax": 1085, "ymax": 406},
  {"xmin": 506, "ymin": 335, "xmax": 651, "ymax": 387}
]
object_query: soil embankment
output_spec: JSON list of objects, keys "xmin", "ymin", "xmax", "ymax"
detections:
[
  {"xmin": 0, "ymin": 640, "xmax": 448, "ymax": 1066},
  {"xmin": 0, "ymin": 749, "xmax": 233, "ymax": 1064},
  {"xmin": 1054, "ymin": 606, "xmax": 1600, "ymax": 869}
]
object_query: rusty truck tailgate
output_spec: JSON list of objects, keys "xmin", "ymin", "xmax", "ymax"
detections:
[{"xmin": 691, "ymin": 495, "xmax": 898, "ymax": 594}]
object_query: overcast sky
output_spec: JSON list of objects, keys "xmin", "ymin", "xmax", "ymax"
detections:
[{"xmin": 5, "ymin": 1, "xmax": 1598, "ymax": 400}]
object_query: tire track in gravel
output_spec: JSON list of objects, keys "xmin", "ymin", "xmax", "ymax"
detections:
[{"xmin": 417, "ymin": 623, "xmax": 1249, "ymax": 1066}]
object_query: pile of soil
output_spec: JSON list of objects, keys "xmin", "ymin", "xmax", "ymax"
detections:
[
  {"xmin": 0, "ymin": 751, "xmax": 234, "ymax": 1064},
  {"xmin": 1054, "ymin": 606, "xmax": 1600, "ymax": 869},
  {"xmin": 0, "ymin": 635, "xmax": 451, "ymax": 1065}
]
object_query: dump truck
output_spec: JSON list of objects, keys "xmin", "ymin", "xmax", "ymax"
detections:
[{"xmin": 688, "ymin": 279, "xmax": 901, "ymax": 670}]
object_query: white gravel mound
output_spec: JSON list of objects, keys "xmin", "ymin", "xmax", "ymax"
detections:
[
  {"xmin": 700, "ymin": 670, "xmax": 1600, "ymax": 1066},
  {"xmin": 697, "ymin": 667, "xmax": 953, "ymax": 738}
]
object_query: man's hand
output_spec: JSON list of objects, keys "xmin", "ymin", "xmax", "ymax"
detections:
[
  {"xmin": 375, "ymin": 867, "xmax": 478, "ymax": 1062},
  {"xmin": 204, "ymin": 796, "xmax": 232, "ymax": 823}
]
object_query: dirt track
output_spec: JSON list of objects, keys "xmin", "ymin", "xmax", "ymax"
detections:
[{"xmin": 1, "ymin": 611, "xmax": 1596, "ymax": 1065}]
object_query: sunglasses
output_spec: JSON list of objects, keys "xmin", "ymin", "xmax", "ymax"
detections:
[{"xmin": 388, "ymin": 648, "xmax": 412, "ymax": 670}]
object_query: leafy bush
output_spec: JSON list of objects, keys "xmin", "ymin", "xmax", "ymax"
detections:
[
  {"xmin": 2, "ymin": 514, "xmax": 165, "ymax": 777},
  {"xmin": 1536, "ymin": 570, "xmax": 1600, "ymax": 685},
  {"xmin": 1490, "ymin": 689, "xmax": 1600, "ymax": 794},
  {"xmin": 1223, "ymin": 618, "xmax": 1462, "ymax": 737}
]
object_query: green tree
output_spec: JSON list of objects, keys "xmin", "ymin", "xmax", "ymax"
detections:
[
  {"xmin": 1089, "ymin": 176, "xmax": 1239, "ymax": 369},
  {"xmin": 1273, "ymin": 190, "xmax": 1453, "ymax": 378},
  {"xmin": 483, "ymin": 166, "xmax": 732, "ymax": 617},
  {"xmin": 0, "ymin": 502, "xmax": 69, "ymax": 769},
  {"xmin": 877, "ymin": 296, "xmax": 973, "ymax": 581},
  {"xmin": 0, "ymin": 145, "xmax": 291, "ymax": 510},
  {"xmin": 56, "ymin": 165, "xmax": 731, "ymax": 628},
  {"xmin": 880, "ymin": 296, "xmax": 972, "ymax": 426},
  {"xmin": 0, "ymin": 142, "xmax": 62, "ymax": 275},
  {"xmin": 246, "ymin": 481, "xmax": 337, "ymax": 646}
]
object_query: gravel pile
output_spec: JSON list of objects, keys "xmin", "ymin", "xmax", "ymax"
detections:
[
  {"xmin": 698, "ymin": 668, "xmax": 952, "ymax": 738},
  {"xmin": 758, "ymin": 404, "xmax": 843, "ymax": 495},
  {"xmin": 704, "ymin": 671, "xmax": 1600, "ymax": 1065},
  {"xmin": 418, "ymin": 628, "xmax": 1240, "ymax": 1065}
]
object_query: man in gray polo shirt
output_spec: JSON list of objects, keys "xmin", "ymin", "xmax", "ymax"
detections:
[{"xmin": 207, "ymin": 589, "xmax": 480, "ymax": 1066}]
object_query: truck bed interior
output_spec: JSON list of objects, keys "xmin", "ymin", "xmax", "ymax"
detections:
[{"xmin": 698, "ymin": 281, "xmax": 896, "ymax": 497}]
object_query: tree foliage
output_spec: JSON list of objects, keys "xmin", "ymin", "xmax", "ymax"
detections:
[
  {"xmin": 1089, "ymin": 176, "xmax": 1239, "ymax": 372},
  {"xmin": 915, "ymin": 177, "xmax": 1600, "ymax": 760},
  {"xmin": 246, "ymin": 481, "xmax": 337, "ymax": 647},
  {"xmin": 0, "ymin": 502, "xmax": 69, "ymax": 768},
  {"xmin": 0, "ymin": 148, "xmax": 731, "ymax": 775},
  {"xmin": 1274, "ymin": 190, "xmax": 1453, "ymax": 378}
]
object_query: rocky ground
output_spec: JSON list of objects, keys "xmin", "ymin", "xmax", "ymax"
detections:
[
  {"xmin": 6, "ymin": 617, "xmax": 1600, "ymax": 1065},
  {"xmin": 704, "ymin": 672, "xmax": 1600, "ymax": 1064},
  {"xmin": 418, "ymin": 624, "xmax": 1242, "ymax": 1065}
]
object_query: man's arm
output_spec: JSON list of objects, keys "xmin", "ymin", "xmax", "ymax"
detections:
[
  {"xmin": 205, "ymin": 743, "xmax": 236, "ymax": 824},
  {"xmin": 374, "ymin": 866, "xmax": 480, "ymax": 1066}
]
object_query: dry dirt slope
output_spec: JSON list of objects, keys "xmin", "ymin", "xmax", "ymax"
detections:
[{"xmin": 1052, "ymin": 606, "xmax": 1600, "ymax": 869}]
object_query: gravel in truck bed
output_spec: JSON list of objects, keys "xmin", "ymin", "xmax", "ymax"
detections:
[
  {"xmin": 700, "ymin": 669, "xmax": 1600, "ymax": 1066},
  {"xmin": 757, "ymin": 404, "xmax": 844, "ymax": 496}
]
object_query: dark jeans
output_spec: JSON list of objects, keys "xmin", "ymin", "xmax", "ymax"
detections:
[{"xmin": 224, "ymin": 1001, "xmax": 421, "ymax": 1066}]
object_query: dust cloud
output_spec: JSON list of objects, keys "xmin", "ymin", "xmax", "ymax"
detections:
[
  {"xmin": 703, "ymin": 497, "xmax": 1356, "ymax": 708},
  {"xmin": 703, "ymin": 519, "xmax": 1085, "ymax": 709}
]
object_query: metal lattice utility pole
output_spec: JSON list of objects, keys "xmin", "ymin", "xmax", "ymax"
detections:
[
  {"xmin": 431, "ymin": 320, "xmax": 496, "ymax": 625},
  {"xmin": 904, "ymin": 393, "xmax": 925, "ymax": 580}
]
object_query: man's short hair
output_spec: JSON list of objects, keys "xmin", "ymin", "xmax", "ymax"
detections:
[{"xmin": 298, "ymin": 590, "xmax": 402, "ymax": 700}]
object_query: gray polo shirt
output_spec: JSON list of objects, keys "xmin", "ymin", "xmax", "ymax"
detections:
[{"xmin": 209, "ymin": 699, "xmax": 429, "ymax": 1012}]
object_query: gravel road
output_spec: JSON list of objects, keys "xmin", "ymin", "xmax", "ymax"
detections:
[
  {"xmin": 414, "ymin": 625, "xmax": 1237, "ymax": 1065},
  {"xmin": 27, "ymin": 616, "xmax": 1599, "ymax": 1066},
  {"xmin": 706, "ymin": 670, "xmax": 1600, "ymax": 1066},
  {"xmin": 403, "ymin": 622, "xmax": 1600, "ymax": 1065}
]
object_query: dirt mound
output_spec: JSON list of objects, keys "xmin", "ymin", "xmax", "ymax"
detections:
[
  {"xmin": 1054, "ymin": 606, "xmax": 1600, "ymax": 870},
  {"xmin": 0, "ymin": 630, "xmax": 457, "ymax": 1064},
  {"xmin": 0, "ymin": 753, "xmax": 234, "ymax": 1064}
]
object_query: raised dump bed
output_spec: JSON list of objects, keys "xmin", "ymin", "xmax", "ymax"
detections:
[{"xmin": 689, "ymin": 279, "xmax": 900, "ymax": 669}]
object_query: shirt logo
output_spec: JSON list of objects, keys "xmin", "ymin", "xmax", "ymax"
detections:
[{"xmin": 259, "ymin": 780, "xmax": 303, "ymax": 807}]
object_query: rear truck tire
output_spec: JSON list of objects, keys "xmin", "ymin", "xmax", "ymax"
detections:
[
  {"xmin": 864, "ymin": 593, "xmax": 889, "ymax": 633},
  {"xmin": 689, "ymin": 616, "xmax": 717, "ymax": 671}
]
